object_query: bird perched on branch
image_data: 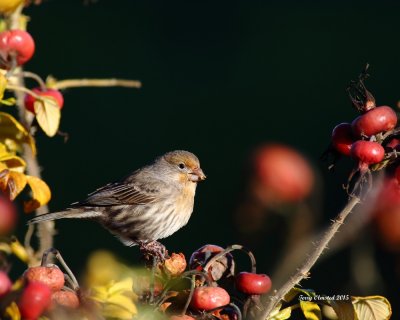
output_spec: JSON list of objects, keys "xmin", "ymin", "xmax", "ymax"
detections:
[{"xmin": 29, "ymin": 150, "xmax": 206, "ymax": 259}]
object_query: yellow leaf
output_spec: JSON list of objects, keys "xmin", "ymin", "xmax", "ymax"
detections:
[
  {"xmin": 0, "ymin": 168, "xmax": 9, "ymax": 191},
  {"xmin": 0, "ymin": 112, "xmax": 36, "ymax": 154},
  {"xmin": 0, "ymin": 73, "xmax": 6, "ymax": 100},
  {"xmin": 10, "ymin": 237, "xmax": 29, "ymax": 263},
  {"xmin": 23, "ymin": 175, "xmax": 51, "ymax": 213},
  {"xmin": 90, "ymin": 286, "xmax": 109, "ymax": 302},
  {"xmin": 0, "ymin": 155, "xmax": 26, "ymax": 172},
  {"xmin": 34, "ymin": 97, "xmax": 61, "ymax": 137},
  {"xmin": 11, "ymin": 277, "xmax": 24, "ymax": 291},
  {"xmin": 7, "ymin": 171, "xmax": 27, "ymax": 200},
  {"xmin": 352, "ymin": 295, "xmax": 392, "ymax": 320},
  {"xmin": 300, "ymin": 301, "xmax": 322, "ymax": 320},
  {"xmin": 269, "ymin": 306, "xmax": 292, "ymax": 320},
  {"xmin": 107, "ymin": 294, "xmax": 136, "ymax": 313},
  {"xmin": 108, "ymin": 277, "xmax": 134, "ymax": 296},
  {"xmin": 4, "ymin": 302, "xmax": 21, "ymax": 320},
  {"xmin": 102, "ymin": 304, "xmax": 136, "ymax": 320},
  {"xmin": 329, "ymin": 299, "xmax": 355, "ymax": 320},
  {"xmin": 0, "ymin": 242, "xmax": 11, "ymax": 254},
  {"xmin": 0, "ymin": 142, "xmax": 26, "ymax": 172}
]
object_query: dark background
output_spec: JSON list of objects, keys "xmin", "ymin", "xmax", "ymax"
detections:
[{"xmin": 16, "ymin": 0, "xmax": 400, "ymax": 317}]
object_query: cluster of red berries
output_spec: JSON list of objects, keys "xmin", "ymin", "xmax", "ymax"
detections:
[
  {"xmin": 327, "ymin": 66, "xmax": 400, "ymax": 251},
  {"xmin": 0, "ymin": 265, "xmax": 79, "ymax": 320},
  {"xmin": 0, "ymin": 29, "xmax": 64, "ymax": 112},
  {"xmin": 331, "ymin": 105, "xmax": 397, "ymax": 173},
  {"xmin": 140, "ymin": 244, "xmax": 271, "ymax": 319},
  {"xmin": 0, "ymin": 244, "xmax": 271, "ymax": 319}
]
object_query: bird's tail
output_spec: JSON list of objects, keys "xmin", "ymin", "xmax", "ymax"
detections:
[{"xmin": 28, "ymin": 208, "xmax": 102, "ymax": 224}]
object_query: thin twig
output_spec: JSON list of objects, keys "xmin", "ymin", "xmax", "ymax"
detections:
[
  {"xmin": 181, "ymin": 275, "xmax": 195, "ymax": 316},
  {"xmin": 51, "ymin": 78, "xmax": 142, "ymax": 90},
  {"xmin": 260, "ymin": 195, "xmax": 360, "ymax": 319}
]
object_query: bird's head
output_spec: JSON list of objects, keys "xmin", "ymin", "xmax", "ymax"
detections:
[{"xmin": 163, "ymin": 150, "xmax": 206, "ymax": 183}]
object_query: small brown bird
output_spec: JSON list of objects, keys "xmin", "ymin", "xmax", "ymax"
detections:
[{"xmin": 29, "ymin": 150, "xmax": 206, "ymax": 256}]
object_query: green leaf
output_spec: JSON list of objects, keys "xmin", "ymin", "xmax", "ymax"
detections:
[
  {"xmin": 352, "ymin": 296, "xmax": 392, "ymax": 320},
  {"xmin": 300, "ymin": 301, "xmax": 322, "ymax": 320},
  {"xmin": 329, "ymin": 299, "xmax": 356, "ymax": 320}
]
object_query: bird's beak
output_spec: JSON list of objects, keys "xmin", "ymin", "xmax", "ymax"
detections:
[{"xmin": 189, "ymin": 168, "xmax": 206, "ymax": 182}]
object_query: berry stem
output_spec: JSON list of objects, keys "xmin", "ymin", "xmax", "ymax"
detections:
[
  {"xmin": 21, "ymin": 71, "xmax": 47, "ymax": 90},
  {"xmin": 181, "ymin": 275, "xmax": 195, "ymax": 316},
  {"xmin": 41, "ymin": 248, "xmax": 79, "ymax": 290},
  {"xmin": 259, "ymin": 194, "xmax": 361, "ymax": 318},
  {"xmin": 49, "ymin": 78, "xmax": 142, "ymax": 90}
]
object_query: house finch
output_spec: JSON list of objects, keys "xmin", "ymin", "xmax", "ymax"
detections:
[{"xmin": 29, "ymin": 150, "xmax": 206, "ymax": 257}]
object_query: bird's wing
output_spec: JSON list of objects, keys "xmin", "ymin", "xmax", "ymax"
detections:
[{"xmin": 71, "ymin": 182, "xmax": 158, "ymax": 207}]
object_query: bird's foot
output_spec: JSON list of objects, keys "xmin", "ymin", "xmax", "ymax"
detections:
[{"xmin": 138, "ymin": 240, "xmax": 169, "ymax": 264}]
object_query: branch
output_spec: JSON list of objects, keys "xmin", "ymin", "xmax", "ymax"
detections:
[
  {"xmin": 8, "ymin": 5, "xmax": 54, "ymax": 265},
  {"xmin": 50, "ymin": 78, "xmax": 142, "ymax": 90},
  {"xmin": 260, "ymin": 195, "xmax": 361, "ymax": 318}
]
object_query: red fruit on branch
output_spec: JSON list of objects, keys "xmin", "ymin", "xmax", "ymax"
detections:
[
  {"xmin": 253, "ymin": 144, "xmax": 314, "ymax": 202},
  {"xmin": 235, "ymin": 272, "xmax": 272, "ymax": 295},
  {"xmin": 24, "ymin": 87, "xmax": 64, "ymax": 113},
  {"xmin": 350, "ymin": 141, "xmax": 385, "ymax": 172},
  {"xmin": 189, "ymin": 244, "xmax": 234, "ymax": 281},
  {"xmin": 0, "ymin": 194, "xmax": 17, "ymax": 235},
  {"xmin": 190, "ymin": 286, "xmax": 230, "ymax": 311},
  {"xmin": 24, "ymin": 266, "xmax": 65, "ymax": 292},
  {"xmin": 0, "ymin": 271, "xmax": 12, "ymax": 298},
  {"xmin": 331, "ymin": 123, "xmax": 355, "ymax": 156},
  {"xmin": 18, "ymin": 282, "xmax": 52, "ymax": 320},
  {"xmin": 351, "ymin": 106, "xmax": 397, "ymax": 137},
  {"xmin": 0, "ymin": 30, "xmax": 35, "ymax": 68}
]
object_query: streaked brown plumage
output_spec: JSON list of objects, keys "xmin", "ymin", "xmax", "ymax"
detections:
[{"xmin": 29, "ymin": 150, "xmax": 206, "ymax": 248}]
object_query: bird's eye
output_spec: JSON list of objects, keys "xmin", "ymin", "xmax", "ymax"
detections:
[{"xmin": 178, "ymin": 163, "xmax": 185, "ymax": 169}]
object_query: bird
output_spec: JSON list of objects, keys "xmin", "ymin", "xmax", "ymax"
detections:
[{"xmin": 29, "ymin": 150, "xmax": 206, "ymax": 258}]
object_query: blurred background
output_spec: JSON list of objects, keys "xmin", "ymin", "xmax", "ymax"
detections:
[{"xmin": 12, "ymin": 0, "xmax": 400, "ymax": 317}]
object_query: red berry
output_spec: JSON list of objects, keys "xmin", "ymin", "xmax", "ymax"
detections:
[
  {"xmin": 386, "ymin": 138, "xmax": 400, "ymax": 150},
  {"xmin": 350, "ymin": 141, "xmax": 385, "ymax": 172},
  {"xmin": 0, "ymin": 271, "xmax": 12, "ymax": 298},
  {"xmin": 189, "ymin": 244, "xmax": 234, "ymax": 281},
  {"xmin": 372, "ymin": 177, "xmax": 400, "ymax": 250},
  {"xmin": 51, "ymin": 290, "xmax": 80, "ymax": 309},
  {"xmin": 352, "ymin": 106, "xmax": 397, "ymax": 137},
  {"xmin": 331, "ymin": 123, "xmax": 355, "ymax": 156},
  {"xmin": 253, "ymin": 144, "xmax": 314, "ymax": 202},
  {"xmin": 190, "ymin": 286, "xmax": 230, "ymax": 311},
  {"xmin": 235, "ymin": 272, "xmax": 272, "ymax": 295},
  {"xmin": 0, "ymin": 194, "xmax": 17, "ymax": 235},
  {"xmin": 18, "ymin": 282, "xmax": 52, "ymax": 320},
  {"xmin": 24, "ymin": 266, "xmax": 65, "ymax": 292},
  {"xmin": 0, "ymin": 30, "xmax": 35, "ymax": 68},
  {"xmin": 24, "ymin": 87, "xmax": 64, "ymax": 113}
]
